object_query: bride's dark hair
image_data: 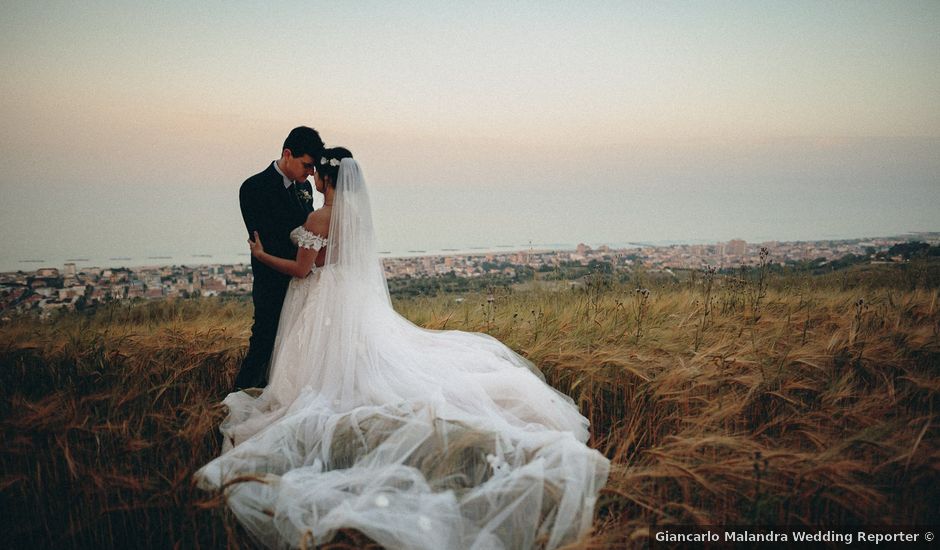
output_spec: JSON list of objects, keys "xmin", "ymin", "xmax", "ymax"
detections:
[{"xmin": 317, "ymin": 147, "xmax": 353, "ymax": 188}]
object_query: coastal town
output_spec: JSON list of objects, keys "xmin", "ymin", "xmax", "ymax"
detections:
[{"xmin": 2, "ymin": 233, "xmax": 937, "ymax": 318}]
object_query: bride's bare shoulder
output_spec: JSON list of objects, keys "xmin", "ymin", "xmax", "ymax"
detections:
[{"xmin": 303, "ymin": 209, "xmax": 330, "ymax": 237}]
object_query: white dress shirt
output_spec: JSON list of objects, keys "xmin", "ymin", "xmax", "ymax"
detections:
[{"xmin": 272, "ymin": 160, "xmax": 295, "ymax": 189}]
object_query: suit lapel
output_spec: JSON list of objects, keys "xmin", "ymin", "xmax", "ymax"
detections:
[
  {"xmin": 267, "ymin": 164, "xmax": 301, "ymax": 215},
  {"xmin": 264, "ymin": 163, "xmax": 311, "ymax": 221},
  {"xmin": 300, "ymin": 181, "xmax": 315, "ymax": 213}
]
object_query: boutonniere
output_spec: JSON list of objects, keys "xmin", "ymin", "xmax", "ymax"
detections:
[{"xmin": 298, "ymin": 189, "xmax": 313, "ymax": 203}]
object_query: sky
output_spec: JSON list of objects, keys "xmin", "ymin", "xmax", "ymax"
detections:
[{"xmin": 1, "ymin": 1, "xmax": 938, "ymax": 270}]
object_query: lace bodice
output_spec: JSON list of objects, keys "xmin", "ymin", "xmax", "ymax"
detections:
[
  {"xmin": 198, "ymin": 156, "xmax": 609, "ymax": 550},
  {"xmin": 290, "ymin": 226, "xmax": 328, "ymax": 251}
]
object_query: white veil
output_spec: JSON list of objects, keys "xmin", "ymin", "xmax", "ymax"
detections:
[
  {"xmin": 324, "ymin": 157, "xmax": 389, "ymax": 302},
  {"xmin": 196, "ymin": 157, "xmax": 610, "ymax": 550}
]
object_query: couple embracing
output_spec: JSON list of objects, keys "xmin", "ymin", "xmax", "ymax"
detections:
[{"xmin": 196, "ymin": 127, "xmax": 610, "ymax": 550}]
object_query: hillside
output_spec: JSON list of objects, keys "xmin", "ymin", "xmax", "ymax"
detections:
[{"xmin": 1, "ymin": 273, "xmax": 937, "ymax": 548}]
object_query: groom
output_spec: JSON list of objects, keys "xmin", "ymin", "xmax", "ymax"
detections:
[{"xmin": 233, "ymin": 126, "xmax": 324, "ymax": 390}]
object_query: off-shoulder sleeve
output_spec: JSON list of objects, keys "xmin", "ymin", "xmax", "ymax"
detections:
[{"xmin": 294, "ymin": 227, "xmax": 328, "ymax": 251}]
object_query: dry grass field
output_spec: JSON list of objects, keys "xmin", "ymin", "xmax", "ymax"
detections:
[{"xmin": 1, "ymin": 265, "xmax": 938, "ymax": 548}]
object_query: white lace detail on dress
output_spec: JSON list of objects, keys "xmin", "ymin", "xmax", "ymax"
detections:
[
  {"xmin": 196, "ymin": 159, "xmax": 609, "ymax": 550},
  {"xmin": 290, "ymin": 226, "xmax": 328, "ymax": 251}
]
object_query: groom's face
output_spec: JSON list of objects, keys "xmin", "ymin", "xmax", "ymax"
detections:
[{"xmin": 283, "ymin": 150, "xmax": 316, "ymax": 183}]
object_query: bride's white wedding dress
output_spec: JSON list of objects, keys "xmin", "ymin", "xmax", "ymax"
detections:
[{"xmin": 196, "ymin": 159, "xmax": 609, "ymax": 549}]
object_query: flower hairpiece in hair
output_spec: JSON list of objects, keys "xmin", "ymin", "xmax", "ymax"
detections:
[{"xmin": 321, "ymin": 157, "xmax": 341, "ymax": 167}]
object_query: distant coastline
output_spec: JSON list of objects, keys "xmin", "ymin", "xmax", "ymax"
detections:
[
  {"xmin": 3, "ymin": 231, "xmax": 938, "ymax": 274},
  {"xmin": 3, "ymin": 232, "xmax": 938, "ymax": 317}
]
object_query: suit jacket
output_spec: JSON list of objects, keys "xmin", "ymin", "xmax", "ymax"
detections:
[{"xmin": 239, "ymin": 163, "xmax": 314, "ymax": 300}]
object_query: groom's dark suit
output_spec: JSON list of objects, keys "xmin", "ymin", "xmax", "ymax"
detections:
[{"xmin": 235, "ymin": 162, "xmax": 314, "ymax": 389}]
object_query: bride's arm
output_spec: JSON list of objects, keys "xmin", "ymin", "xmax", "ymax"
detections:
[{"xmin": 249, "ymin": 231, "xmax": 317, "ymax": 278}]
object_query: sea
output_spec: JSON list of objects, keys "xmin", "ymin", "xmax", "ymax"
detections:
[{"xmin": 1, "ymin": 176, "xmax": 935, "ymax": 274}]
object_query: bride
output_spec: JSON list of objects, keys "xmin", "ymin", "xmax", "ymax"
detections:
[{"xmin": 195, "ymin": 148, "xmax": 610, "ymax": 550}]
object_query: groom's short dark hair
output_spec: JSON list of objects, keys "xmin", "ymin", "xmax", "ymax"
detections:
[{"xmin": 283, "ymin": 126, "xmax": 324, "ymax": 159}]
